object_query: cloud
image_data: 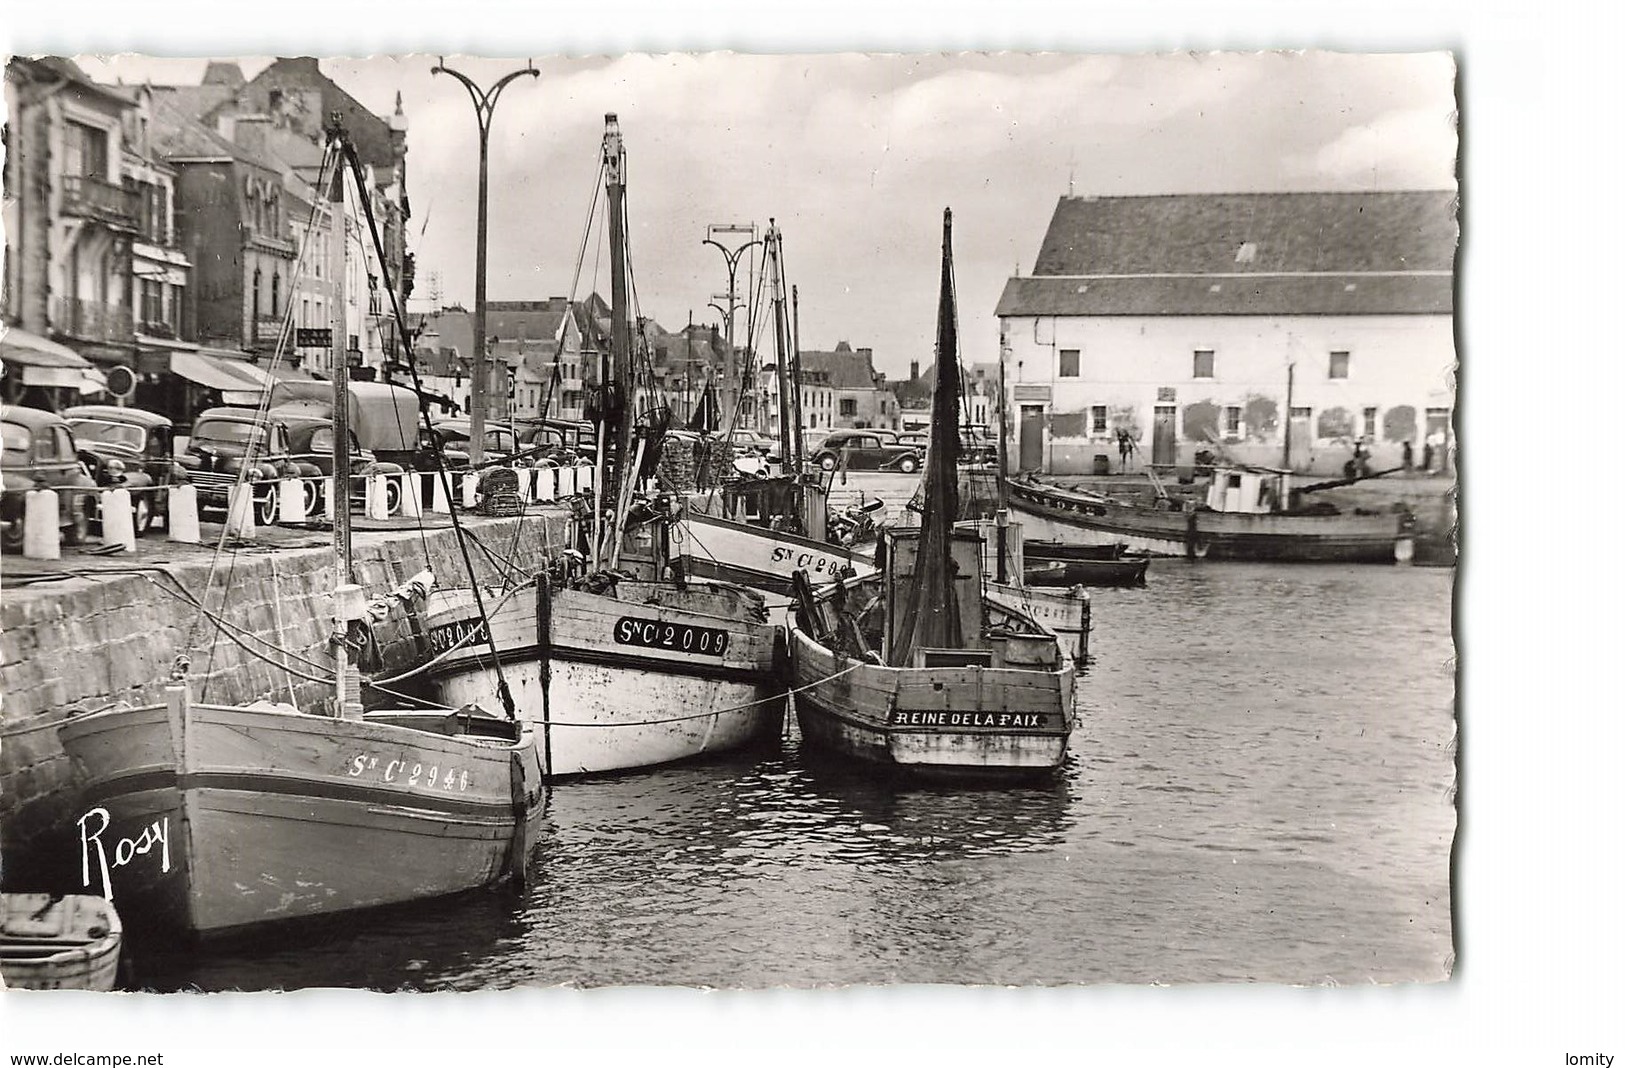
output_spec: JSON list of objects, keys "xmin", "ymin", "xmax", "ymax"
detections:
[{"xmin": 1291, "ymin": 105, "xmax": 1460, "ymax": 188}]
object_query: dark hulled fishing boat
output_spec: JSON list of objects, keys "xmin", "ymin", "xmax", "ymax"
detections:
[{"xmin": 785, "ymin": 210, "xmax": 1075, "ymax": 778}]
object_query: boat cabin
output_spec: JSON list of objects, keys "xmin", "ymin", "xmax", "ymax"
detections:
[{"xmin": 1205, "ymin": 465, "xmax": 1292, "ymax": 515}]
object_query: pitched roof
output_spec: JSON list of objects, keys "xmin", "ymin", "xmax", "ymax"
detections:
[
  {"xmin": 1031, "ymin": 191, "xmax": 1458, "ymax": 276},
  {"xmin": 799, "ymin": 345, "xmax": 882, "ymax": 390},
  {"xmin": 996, "ymin": 273, "xmax": 1453, "ymax": 317},
  {"xmin": 147, "ymin": 90, "xmax": 286, "ymax": 173},
  {"xmin": 239, "ymin": 58, "xmax": 395, "ymax": 170}
]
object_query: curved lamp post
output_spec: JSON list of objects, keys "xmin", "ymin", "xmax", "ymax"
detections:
[
  {"xmin": 702, "ymin": 225, "xmax": 762, "ymax": 432},
  {"xmin": 432, "ymin": 57, "xmax": 538, "ymax": 464}
]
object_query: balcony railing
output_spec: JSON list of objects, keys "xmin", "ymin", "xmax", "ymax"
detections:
[
  {"xmin": 54, "ymin": 297, "xmax": 135, "ymax": 344},
  {"xmin": 61, "ymin": 175, "xmax": 139, "ymax": 229}
]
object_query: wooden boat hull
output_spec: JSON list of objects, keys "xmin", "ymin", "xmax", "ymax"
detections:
[
  {"xmin": 425, "ymin": 583, "xmax": 784, "ymax": 779},
  {"xmin": 984, "ymin": 580, "xmax": 1090, "ymax": 662},
  {"xmin": 1023, "ymin": 556, "xmax": 1149, "ymax": 588},
  {"xmin": 1008, "ymin": 479, "xmax": 1413, "ymax": 563},
  {"xmin": 673, "ymin": 509, "xmax": 875, "ymax": 595},
  {"xmin": 56, "ymin": 696, "xmax": 544, "ymax": 937},
  {"xmin": 786, "ymin": 616, "xmax": 1074, "ymax": 779},
  {"xmin": 1, "ymin": 893, "xmax": 122, "ymax": 991}
]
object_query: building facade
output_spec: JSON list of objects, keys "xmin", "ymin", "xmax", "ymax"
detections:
[
  {"xmin": 760, "ymin": 341, "xmax": 899, "ymax": 435},
  {"xmin": 994, "ymin": 191, "xmax": 1458, "ymax": 477}
]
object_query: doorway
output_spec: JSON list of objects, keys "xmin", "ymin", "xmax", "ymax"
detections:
[
  {"xmin": 1019, "ymin": 405, "xmax": 1045, "ymax": 472},
  {"xmin": 1152, "ymin": 405, "xmax": 1177, "ymax": 467}
]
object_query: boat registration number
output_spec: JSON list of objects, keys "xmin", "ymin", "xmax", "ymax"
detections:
[
  {"xmin": 427, "ymin": 617, "xmax": 486, "ymax": 657},
  {"xmin": 347, "ymin": 753, "xmax": 472, "ymax": 792},
  {"xmin": 614, "ymin": 616, "xmax": 730, "ymax": 656}
]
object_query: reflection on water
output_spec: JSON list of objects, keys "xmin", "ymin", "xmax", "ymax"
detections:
[{"xmin": 134, "ymin": 561, "xmax": 1456, "ymax": 991}]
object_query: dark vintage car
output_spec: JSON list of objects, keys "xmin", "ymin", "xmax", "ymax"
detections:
[
  {"xmin": 419, "ymin": 418, "xmax": 536, "ymax": 471},
  {"xmin": 513, "ymin": 418, "xmax": 595, "ymax": 467},
  {"xmin": 808, "ymin": 428, "xmax": 922, "ymax": 474},
  {"xmin": 896, "ymin": 426, "xmax": 996, "ymax": 468},
  {"xmin": 175, "ymin": 407, "xmax": 322, "ymax": 525},
  {"xmin": 273, "ymin": 407, "xmax": 407, "ymax": 515},
  {"xmin": 727, "ymin": 428, "xmax": 782, "ymax": 462},
  {"xmin": 1, "ymin": 405, "xmax": 98, "ymax": 552},
  {"xmin": 63, "ymin": 405, "xmax": 189, "ymax": 535},
  {"xmin": 265, "ymin": 381, "xmax": 420, "ymax": 470}
]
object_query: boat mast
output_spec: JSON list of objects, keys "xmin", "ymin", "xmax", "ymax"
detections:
[
  {"xmin": 325, "ymin": 119, "xmax": 361, "ymax": 720},
  {"xmin": 767, "ymin": 223, "xmax": 795, "ymax": 473},
  {"xmin": 995, "ymin": 328, "xmax": 1011, "ymax": 583},
  {"xmin": 791, "ymin": 283, "xmax": 805, "ymax": 475},
  {"xmin": 892, "ymin": 208, "xmax": 965, "ymax": 665}
]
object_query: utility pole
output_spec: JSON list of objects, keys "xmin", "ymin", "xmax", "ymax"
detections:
[
  {"xmin": 432, "ymin": 57, "xmax": 538, "ymax": 465},
  {"xmin": 702, "ymin": 223, "xmax": 760, "ymax": 435}
]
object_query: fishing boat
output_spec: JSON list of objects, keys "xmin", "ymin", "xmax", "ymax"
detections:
[
  {"xmin": 0, "ymin": 894, "xmax": 122, "ymax": 991},
  {"xmin": 1008, "ymin": 463, "xmax": 1416, "ymax": 563},
  {"xmin": 55, "ymin": 125, "xmax": 545, "ymax": 937},
  {"xmin": 420, "ymin": 115, "xmax": 783, "ymax": 779},
  {"xmin": 785, "ymin": 209, "xmax": 1075, "ymax": 779}
]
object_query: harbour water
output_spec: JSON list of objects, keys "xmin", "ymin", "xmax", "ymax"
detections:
[{"xmin": 131, "ymin": 561, "xmax": 1456, "ymax": 991}]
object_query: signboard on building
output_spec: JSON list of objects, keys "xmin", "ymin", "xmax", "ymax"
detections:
[{"xmin": 296, "ymin": 328, "xmax": 331, "ymax": 348}]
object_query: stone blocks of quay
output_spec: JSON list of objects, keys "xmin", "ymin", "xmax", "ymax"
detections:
[{"xmin": 0, "ymin": 511, "xmax": 571, "ymax": 872}]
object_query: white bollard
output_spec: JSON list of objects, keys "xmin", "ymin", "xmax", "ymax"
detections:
[
  {"xmin": 461, "ymin": 471, "xmax": 479, "ymax": 509},
  {"xmin": 23, "ymin": 489, "xmax": 61, "ymax": 560},
  {"xmin": 399, "ymin": 473, "xmax": 423, "ymax": 518},
  {"xmin": 519, "ymin": 466, "xmax": 538, "ymax": 503},
  {"xmin": 225, "ymin": 484, "xmax": 256, "ymax": 540},
  {"xmin": 279, "ymin": 478, "xmax": 306, "ymax": 524},
  {"xmin": 167, "ymin": 484, "xmax": 201, "ymax": 544},
  {"xmin": 100, "ymin": 488, "xmax": 136, "ymax": 552},
  {"xmin": 537, "ymin": 465, "xmax": 556, "ymax": 502},
  {"xmin": 366, "ymin": 474, "xmax": 391, "ymax": 520},
  {"xmin": 578, "ymin": 464, "xmax": 593, "ymax": 494},
  {"xmin": 323, "ymin": 477, "xmax": 338, "ymax": 522},
  {"xmin": 429, "ymin": 471, "xmax": 454, "ymax": 514},
  {"xmin": 558, "ymin": 466, "xmax": 575, "ymax": 497}
]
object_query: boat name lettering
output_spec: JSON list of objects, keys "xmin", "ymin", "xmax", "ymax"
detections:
[
  {"xmin": 76, "ymin": 807, "xmax": 169, "ymax": 902},
  {"xmin": 888, "ymin": 710, "xmax": 1056, "ymax": 730},
  {"xmin": 427, "ymin": 617, "xmax": 486, "ymax": 657},
  {"xmin": 769, "ymin": 546, "xmax": 839, "ymax": 573},
  {"xmin": 614, "ymin": 616, "xmax": 730, "ymax": 656},
  {"xmin": 347, "ymin": 753, "xmax": 470, "ymax": 792}
]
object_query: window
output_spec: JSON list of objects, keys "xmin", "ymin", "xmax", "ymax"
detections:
[
  {"xmin": 1225, "ymin": 406, "xmax": 1242, "ymax": 437},
  {"xmin": 64, "ymin": 122, "xmax": 108, "ymax": 178},
  {"xmin": 1362, "ymin": 406, "xmax": 1378, "ymax": 439},
  {"xmin": 1329, "ymin": 351, "xmax": 1350, "ymax": 379},
  {"xmin": 839, "ymin": 398, "xmax": 857, "ymax": 417},
  {"xmin": 1090, "ymin": 405, "xmax": 1107, "ymax": 434},
  {"xmin": 139, "ymin": 279, "xmax": 163, "ymax": 328},
  {"xmin": 1192, "ymin": 350, "xmax": 1215, "ymax": 379},
  {"xmin": 271, "ymin": 273, "xmax": 280, "ymax": 318},
  {"xmin": 1290, "ymin": 406, "xmax": 1312, "ymax": 421},
  {"xmin": 1058, "ymin": 349, "xmax": 1080, "ymax": 377}
]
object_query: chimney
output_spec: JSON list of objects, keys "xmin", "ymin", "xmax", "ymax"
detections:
[{"xmin": 910, "ymin": 359, "xmax": 920, "ymax": 381}]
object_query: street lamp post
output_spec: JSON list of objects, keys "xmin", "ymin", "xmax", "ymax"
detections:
[
  {"xmin": 432, "ymin": 57, "xmax": 538, "ymax": 465},
  {"xmin": 702, "ymin": 224, "xmax": 761, "ymax": 433}
]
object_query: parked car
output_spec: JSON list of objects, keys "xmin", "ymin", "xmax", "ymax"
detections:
[
  {"xmin": 893, "ymin": 426, "xmax": 996, "ymax": 467},
  {"xmin": 1, "ymin": 405, "xmax": 98, "ymax": 552},
  {"xmin": 514, "ymin": 419, "xmax": 592, "ymax": 467},
  {"xmin": 265, "ymin": 381, "xmax": 421, "ymax": 470},
  {"xmin": 727, "ymin": 428, "xmax": 781, "ymax": 462},
  {"xmin": 808, "ymin": 428, "xmax": 921, "ymax": 473},
  {"xmin": 63, "ymin": 405, "xmax": 188, "ymax": 535},
  {"xmin": 175, "ymin": 407, "xmax": 322, "ymax": 525},
  {"xmin": 420, "ymin": 418, "xmax": 539, "ymax": 471},
  {"xmin": 273, "ymin": 409, "xmax": 407, "ymax": 515}
]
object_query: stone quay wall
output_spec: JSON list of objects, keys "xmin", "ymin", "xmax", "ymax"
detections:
[{"xmin": 0, "ymin": 511, "xmax": 572, "ymax": 875}]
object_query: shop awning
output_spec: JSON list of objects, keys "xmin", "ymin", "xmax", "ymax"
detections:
[
  {"xmin": 171, "ymin": 349, "xmax": 269, "ymax": 395},
  {"xmin": 1, "ymin": 326, "xmax": 108, "ymax": 392}
]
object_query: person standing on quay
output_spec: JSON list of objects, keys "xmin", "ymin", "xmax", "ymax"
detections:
[
  {"xmin": 1402, "ymin": 439, "xmax": 1414, "ymax": 473},
  {"xmin": 1117, "ymin": 428, "xmax": 1132, "ymax": 473}
]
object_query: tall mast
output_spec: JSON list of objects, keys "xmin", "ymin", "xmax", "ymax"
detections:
[
  {"xmin": 326, "ymin": 120, "xmax": 361, "ymax": 720},
  {"xmin": 767, "ymin": 223, "xmax": 794, "ymax": 472},
  {"xmin": 892, "ymin": 208, "xmax": 964, "ymax": 665},
  {"xmin": 791, "ymin": 283, "xmax": 805, "ymax": 474},
  {"xmin": 995, "ymin": 325, "xmax": 1011, "ymax": 583}
]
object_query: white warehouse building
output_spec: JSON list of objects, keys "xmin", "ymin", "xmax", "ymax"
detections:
[{"xmin": 994, "ymin": 191, "xmax": 1458, "ymax": 477}]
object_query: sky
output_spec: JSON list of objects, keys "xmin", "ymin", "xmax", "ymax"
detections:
[{"xmin": 69, "ymin": 51, "xmax": 1458, "ymax": 379}]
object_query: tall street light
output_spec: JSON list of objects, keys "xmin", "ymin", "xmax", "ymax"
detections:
[
  {"xmin": 433, "ymin": 57, "xmax": 538, "ymax": 465},
  {"xmin": 702, "ymin": 223, "xmax": 760, "ymax": 433}
]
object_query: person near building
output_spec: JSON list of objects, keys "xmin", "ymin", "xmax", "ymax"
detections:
[{"xmin": 1116, "ymin": 428, "xmax": 1132, "ymax": 473}]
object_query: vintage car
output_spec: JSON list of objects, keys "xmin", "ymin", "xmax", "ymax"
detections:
[
  {"xmin": 727, "ymin": 428, "xmax": 782, "ymax": 462},
  {"xmin": 513, "ymin": 418, "xmax": 593, "ymax": 467},
  {"xmin": 1, "ymin": 405, "xmax": 98, "ymax": 552},
  {"xmin": 807, "ymin": 428, "xmax": 922, "ymax": 473},
  {"xmin": 419, "ymin": 418, "xmax": 536, "ymax": 471},
  {"xmin": 63, "ymin": 405, "xmax": 188, "ymax": 535},
  {"xmin": 895, "ymin": 427, "xmax": 996, "ymax": 468},
  {"xmin": 272, "ymin": 408, "xmax": 409, "ymax": 516},
  {"xmin": 265, "ymin": 381, "xmax": 420, "ymax": 470},
  {"xmin": 175, "ymin": 407, "xmax": 322, "ymax": 525}
]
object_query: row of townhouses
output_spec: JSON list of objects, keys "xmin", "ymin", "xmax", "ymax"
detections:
[{"xmin": 2, "ymin": 57, "xmax": 411, "ymax": 428}]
